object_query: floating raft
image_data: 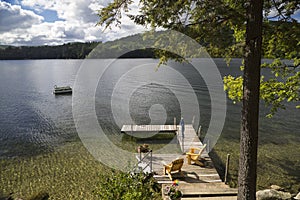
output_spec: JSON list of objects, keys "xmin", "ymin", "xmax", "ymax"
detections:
[
  {"xmin": 121, "ymin": 124, "xmax": 177, "ymax": 133},
  {"xmin": 53, "ymin": 85, "xmax": 72, "ymax": 94}
]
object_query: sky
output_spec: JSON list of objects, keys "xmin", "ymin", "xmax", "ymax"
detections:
[
  {"xmin": 0, "ymin": 0, "xmax": 148, "ymax": 46},
  {"xmin": 0, "ymin": 0, "xmax": 299, "ymax": 46}
]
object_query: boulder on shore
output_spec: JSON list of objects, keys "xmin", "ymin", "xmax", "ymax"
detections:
[
  {"xmin": 294, "ymin": 192, "xmax": 300, "ymax": 200},
  {"xmin": 256, "ymin": 189, "xmax": 292, "ymax": 200}
]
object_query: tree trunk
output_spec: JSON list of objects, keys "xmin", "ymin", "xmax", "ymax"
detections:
[{"xmin": 237, "ymin": 0, "xmax": 263, "ymax": 199}]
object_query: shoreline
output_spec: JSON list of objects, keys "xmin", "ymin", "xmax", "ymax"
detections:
[{"xmin": 1, "ymin": 135, "xmax": 300, "ymax": 199}]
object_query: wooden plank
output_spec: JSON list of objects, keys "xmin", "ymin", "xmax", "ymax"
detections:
[
  {"xmin": 181, "ymin": 197, "xmax": 237, "ymax": 200},
  {"xmin": 125, "ymin": 124, "xmax": 237, "ymax": 198},
  {"xmin": 162, "ymin": 183, "xmax": 237, "ymax": 195},
  {"xmin": 181, "ymin": 190, "xmax": 238, "ymax": 195},
  {"xmin": 176, "ymin": 124, "xmax": 205, "ymax": 152}
]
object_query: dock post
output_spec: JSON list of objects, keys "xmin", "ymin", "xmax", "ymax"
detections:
[
  {"xmin": 139, "ymin": 150, "xmax": 142, "ymax": 162},
  {"xmin": 192, "ymin": 115, "xmax": 195, "ymax": 128},
  {"xmin": 150, "ymin": 150, "xmax": 153, "ymax": 172},
  {"xmin": 174, "ymin": 117, "xmax": 176, "ymax": 129},
  {"xmin": 225, "ymin": 154, "xmax": 230, "ymax": 184},
  {"xmin": 182, "ymin": 136, "xmax": 184, "ymax": 153},
  {"xmin": 197, "ymin": 126, "xmax": 202, "ymax": 138},
  {"xmin": 207, "ymin": 140, "xmax": 210, "ymax": 152}
]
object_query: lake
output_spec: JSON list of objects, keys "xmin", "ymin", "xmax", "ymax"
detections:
[{"xmin": 0, "ymin": 59, "xmax": 299, "ymax": 197}]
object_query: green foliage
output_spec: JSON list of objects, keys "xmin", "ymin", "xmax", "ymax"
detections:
[
  {"xmin": 95, "ymin": 171, "xmax": 160, "ymax": 200},
  {"xmin": 164, "ymin": 184, "xmax": 182, "ymax": 200},
  {"xmin": 97, "ymin": 0, "xmax": 134, "ymax": 30},
  {"xmin": 98, "ymin": 0, "xmax": 241, "ymax": 58},
  {"xmin": 262, "ymin": 21, "xmax": 300, "ymax": 60},
  {"xmin": 224, "ymin": 60, "xmax": 300, "ymax": 117},
  {"xmin": 223, "ymin": 75, "xmax": 243, "ymax": 104},
  {"xmin": 261, "ymin": 71, "xmax": 300, "ymax": 117}
]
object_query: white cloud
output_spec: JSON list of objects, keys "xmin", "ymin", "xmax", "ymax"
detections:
[
  {"xmin": 21, "ymin": 0, "xmax": 105, "ymax": 23},
  {"xmin": 0, "ymin": 20, "xmax": 107, "ymax": 45},
  {"xmin": 0, "ymin": 0, "xmax": 148, "ymax": 46},
  {"xmin": 0, "ymin": 1, "xmax": 43, "ymax": 33}
]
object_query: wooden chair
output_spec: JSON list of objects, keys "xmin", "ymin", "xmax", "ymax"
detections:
[
  {"xmin": 186, "ymin": 144, "xmax": 207, "ymax": 167},
  {"xmin": 163, "ymin": 158, "xmax": 184, "ymax": 180}
]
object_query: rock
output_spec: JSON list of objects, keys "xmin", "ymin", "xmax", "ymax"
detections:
[
  {"xmin": 294, "ymin": 192, "xmax": 300, "ymax": 199},
  {"xmin": 270, "ymin": 185, "xmax": 284, "ymax": 191},
  {"xmin": 256, "ymin": 189, "xmax": 292, "ymax": 200}
]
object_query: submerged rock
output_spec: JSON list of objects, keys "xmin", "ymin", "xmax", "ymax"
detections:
[
  {"xmin": 270, "ymin": 185, "xmax": 285, "ymax": 191},
  {"xmin": 256, "ymin": 189, "xmax": 292, "ymax": 200}
]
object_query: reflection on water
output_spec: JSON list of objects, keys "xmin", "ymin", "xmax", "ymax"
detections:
[{"xmin": 0, "ymin": 59, "xmax": 299, "ymax": 158}]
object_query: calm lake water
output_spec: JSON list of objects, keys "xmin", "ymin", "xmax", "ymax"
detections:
[{"xmin": 0, "ymin": 59, "xmax": 299, "ymax": 158}]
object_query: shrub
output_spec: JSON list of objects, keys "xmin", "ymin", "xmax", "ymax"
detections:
[{"xmin": 95, "ymin": 171, "xmax": 160, "ymax": 200}]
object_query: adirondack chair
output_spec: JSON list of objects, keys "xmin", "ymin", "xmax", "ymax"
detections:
[
  {"xmin": 186, "ymin": 144, "xmax": 207, "ymax": 167},
  {"xmin": 163, "ymin": 158, "xmax": 184, "ymax": 180}
]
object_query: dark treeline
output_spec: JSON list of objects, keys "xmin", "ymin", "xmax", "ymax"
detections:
[
  {"xmin": 0, "ymin": 39, "xmax": 157, "ymax": 60},
  {"xmin": 0, "ymin": 42, "xmax": 100, "ymax": 59},
  {"xmin": 0, "ymin": 31, "xmax": 232, "ymax": 60},
  {"xmin": 0, "ymin": 31, "xmax": 236, "ymax": 60}
]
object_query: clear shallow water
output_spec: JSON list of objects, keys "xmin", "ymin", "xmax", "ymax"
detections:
[{"xmin": 0, "ymin": 59, "xmax": 299, "ymax": 158}]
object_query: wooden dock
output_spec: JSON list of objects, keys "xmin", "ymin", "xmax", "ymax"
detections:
[{"xmin": 121, "ymin": 124, "xmax": 237, "ymax": 199}]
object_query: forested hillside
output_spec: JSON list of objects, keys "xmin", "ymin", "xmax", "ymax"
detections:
[{"xmin": 0, "ymin": 42, "xmax": 99, "ymax": 59}]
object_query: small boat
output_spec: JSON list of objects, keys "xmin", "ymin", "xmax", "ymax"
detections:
[{"xmin": 53, "ymin": 85, "xmax": 72, "ymax": 94}]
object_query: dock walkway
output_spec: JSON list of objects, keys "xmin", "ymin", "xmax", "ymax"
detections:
[{"xmin": 121, "ymin": 124, "xmax": 237, "ymax": 199}]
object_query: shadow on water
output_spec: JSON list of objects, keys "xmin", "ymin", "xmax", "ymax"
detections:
[
  {"xmin": 0, "ymin": 192, "xmax": 8, "ymax": 200},
  {"xmin": 278, "ymin": 161, "xmax": 300, "ymax": 185},
  {"xmin": 121, "ymin": 132, "xmax": 177, "ymax": 144},
  {"xmin": 208, "ymin": 149, "xmax": 226, "ymax": 182}
]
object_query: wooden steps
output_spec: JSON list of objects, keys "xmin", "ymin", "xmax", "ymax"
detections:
[
  {"xmin": 181, "ymin": 197, "xmax": 237, "ymax": 200},
  {"xmin": 162, "ymin": 183, "xmax": 237, "ymax": 200}
]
